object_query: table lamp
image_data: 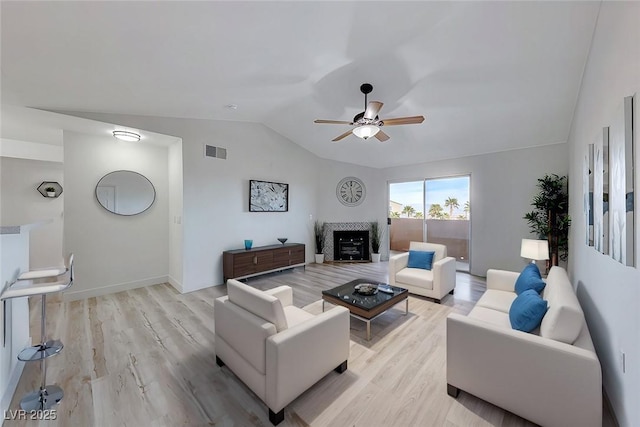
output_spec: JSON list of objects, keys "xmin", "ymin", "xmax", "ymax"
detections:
[{"xmin": 520, "ymin": 239, "xmax": 549, "ymax": 263}]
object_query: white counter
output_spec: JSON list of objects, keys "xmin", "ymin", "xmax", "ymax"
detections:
[{"xmin": 0, "ymin": 222, "xmax": 47, "ymax": 417}]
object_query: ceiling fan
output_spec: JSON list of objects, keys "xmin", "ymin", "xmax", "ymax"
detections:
[{"xmin": 314, "ymin": 83, "xmax": 425, "ymax": 142}]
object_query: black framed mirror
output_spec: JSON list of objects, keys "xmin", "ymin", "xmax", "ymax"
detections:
[{"xmin": 95, "ymin": 170, "xmax": 155, "ymax": 216}]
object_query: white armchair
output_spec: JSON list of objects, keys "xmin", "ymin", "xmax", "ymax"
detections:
[
  {"xmin": 214, "ymin": 279, "xmax": 350, "ymax": 425},
  {"xmin": 389, "ymin": 242, "xmax": 456, "ymax": 303}
]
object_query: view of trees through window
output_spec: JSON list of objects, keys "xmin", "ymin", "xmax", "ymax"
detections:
[
  {"xmin": 389, "ymin": 176, "xmax": 470, "ymax": 271},
  {"xmin": 389, "ymin": 177, "xmax": 470, "ymax": 220}
]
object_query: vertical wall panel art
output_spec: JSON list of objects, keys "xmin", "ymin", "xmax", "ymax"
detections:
[
  {"xmin": 584, "ymin": 144, "xmax": 593, "ymax": 246},
  {"xmin": 594, "ymin": 136, "xmax": 603, "ymax": 252},
  {"xmin": 610, "ymin": 95, "xmax": 635, "ymax": 266},
  {"xmin": 588, "ymin": 144, "xmax": 595, "ymax": 246},
  {"xmin": 594, "ymin": 127, "xmax": 610, "ymax": 254}
]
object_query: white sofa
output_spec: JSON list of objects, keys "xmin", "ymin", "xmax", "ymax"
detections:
[
  {"xmin": 447, "ymin": 266, "xmax": 602, "ymax": 427},
  {"xmin": 214, "ymin": 279, "xmax": 350, "ymax": 425},
  {"xmin": 389, "ymin": 242, "xmax": 456, "ymax": 303}
]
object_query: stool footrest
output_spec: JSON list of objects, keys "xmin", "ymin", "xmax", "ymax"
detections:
[{"xmin": 18, "ymin": 340, "xmax": 63, "ymax": 362}]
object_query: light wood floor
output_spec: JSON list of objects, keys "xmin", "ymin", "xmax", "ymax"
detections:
[{"xmin": 5, "ymin": 262, "xmax": 613, "ymax": 426}]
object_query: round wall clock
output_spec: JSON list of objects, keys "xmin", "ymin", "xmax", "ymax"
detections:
[{"xmin": 336, "ymin": 176, "xmax": 366, "ymax": 206}]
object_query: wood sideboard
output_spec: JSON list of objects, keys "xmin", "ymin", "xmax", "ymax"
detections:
[{"xmin": 223, "ymin": 243, "xmax": 305, "ymax": 281}]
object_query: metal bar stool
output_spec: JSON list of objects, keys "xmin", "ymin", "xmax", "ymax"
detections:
[{"xmin": 1, "ymin": 253, "xmax": 74, "ymax": 411}]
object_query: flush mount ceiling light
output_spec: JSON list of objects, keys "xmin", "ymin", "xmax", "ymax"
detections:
[
  {"xmin": 352, "ymin": 124, "xmax": 380, "ymax": 140},
  {"xmin": 112, "ymin": 130, "xmax": 141, "ymax": 142}
]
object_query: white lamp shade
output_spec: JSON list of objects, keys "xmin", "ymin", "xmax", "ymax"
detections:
[
  {"xmin": 352, "ymin": 124, "xmax": 380, "ymax": 140},
  {"xmin": 520, "ymin": 239, "xmax": 549, "ymax": 260}
]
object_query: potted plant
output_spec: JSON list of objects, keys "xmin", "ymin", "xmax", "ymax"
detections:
[
  {"xmin": 370, "ymin": 220, "xmax": 383, "ymax": 262},
  {"xmin": 45, "ymin": 186, "xmax": 56, "ymax": 197},
  {"xmin": 314, "ymin": 220, "xmax": 325, "ymax": 264},
  {"xmin": 523, "ymin": 174, "xmax": 571, "ymax": 271}
]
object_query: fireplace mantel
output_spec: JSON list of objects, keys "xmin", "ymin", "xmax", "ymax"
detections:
[{"xmin": 323, "ymin": 222, "xmax": 373, "ymax": 261}]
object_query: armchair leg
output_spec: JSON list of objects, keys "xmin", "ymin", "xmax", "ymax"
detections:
[
  {"xmin": 449, "ymin": 289, "xmax": 454, "ymax": 295},
  {"xmin": 269, "ymin": 408, "xmax": 284, "ymax": 425},
  {"xmin": 215, "ymin": 356, "xmax": 225, "ymax": 367},
  {"xmin": 334, "ymin": 360, "xmax": 347, "ymax": 374},
  {"xmin": 447, "ymin": 384, "xmax": 459, "ymax": 398}
]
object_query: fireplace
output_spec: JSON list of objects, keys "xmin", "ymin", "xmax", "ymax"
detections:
[{"xmin": 333, "ymin": 230, "xmax": 370, "ymax": 261}]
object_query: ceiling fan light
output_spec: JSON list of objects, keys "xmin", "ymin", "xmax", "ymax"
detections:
[
  {"xmin": 113, "ymin": 130, "xmax": 141, "ymax": 142},
  {"xmin": 352, "ymin": 125, "xmax": 379, "ymax": 140}
]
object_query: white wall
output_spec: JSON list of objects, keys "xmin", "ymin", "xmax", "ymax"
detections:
[
  {"xmin": 58, "ymin": 113, "xmax": 320, "ymax": 292},
  {"xmin": 315, "ymin": 158, "xmax": 389, "ymax": 259},
  {"xmin": 567, "ymin": 2, "xmax": 640, "ymax": 426},
  {"xmin": 0, "ymin": 157, "xmax": 64, "ymax": 268},
  {"xmin": 381, "ymin": 143, "xmax": 569, "ymax": 276},
  {"xmin": 0, "ymin": 139, "xmax": 63, "ymax": 163},
  {"xmin": 168, "ymin": 141, "xmax": 184, "ymax": 291},
  {"xmin": 63, "ymin": 131, "xmax": 170, "ymax": 300}
]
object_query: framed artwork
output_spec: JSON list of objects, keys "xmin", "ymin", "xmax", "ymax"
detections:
[
  {"xmin": 624, "ymin": 95, "xmax": 635, "ymax": 266},
  {"xmin": 249, "ymin": 180, "xmax": 289, "ymax": 212},
  {"xmin": 609, "ymin": 95, "xmax": 635, "ymax": 266},
  {"xmin": 585, "ymin": 144, "xmax": 594, "ymax": 246},
  {"xmin": 594, "ymin": 137, "xmax": 603, "ymax": 252},
  {"xmin": 602, "ymin": 127, "xmax": 610, "ymax": 255},
  {"xmin": 583, "ymin": 145, "xmax": 590, "ymax": 245},
  {"xmin": 594, "ymin": 128, "xmax": 611, "ymax": 254}
]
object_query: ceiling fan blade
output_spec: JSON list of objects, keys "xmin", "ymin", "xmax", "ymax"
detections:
[
  {"xmin": 364, "ymin": 101, "xmax": 383, "ymax": 120},
  {"xmin": 380, "ymin": 115, "xmax": 425, "ymax": 126},
  {"xmin": 314, "ymin": 119, "xmax": 353, "ymax": 125},
  {"xmin": 374, "ymin": 130, "xmax": 390, "ymax": 142},
  {"xmin": 332, "ymin": 129, "xmax": 353, "ymax": 142}
]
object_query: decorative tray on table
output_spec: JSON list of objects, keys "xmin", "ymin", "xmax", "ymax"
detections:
[{"xmin": 354, "ymin": 283, "xmax": 378, "ymax": 295}]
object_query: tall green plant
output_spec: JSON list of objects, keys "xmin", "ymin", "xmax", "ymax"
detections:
[
  {"xmin": 371, "ymin": 221, "xmax": 383, "ymax": 254},
  {"xmin": 314, "ymin": 221, "xmax": 325, "ymax": 254},
  {"xmin": 523, "ymin": 174, "xmax": 571, "ymax": 267}
]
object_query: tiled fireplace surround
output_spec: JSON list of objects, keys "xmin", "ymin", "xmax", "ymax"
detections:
[{"xmin": 323, "ymin": 222, "xmax": 373, "ymax": 261}]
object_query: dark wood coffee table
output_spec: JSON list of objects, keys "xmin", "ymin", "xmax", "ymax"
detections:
[{"xmin": 322, "ymin": 279, "xmax": 408, "ymax": 340}]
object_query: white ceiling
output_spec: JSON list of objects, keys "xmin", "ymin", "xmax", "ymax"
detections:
[{"xmin": 1, "ymin": 1, "xmax": 600, "ymax": 168}]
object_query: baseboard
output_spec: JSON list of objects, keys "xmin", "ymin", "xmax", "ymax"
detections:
[
  {"xmin": 63, "ymin": 276, "xmax": 169, "ymax": 301},
  {"xmin": 180, "ymin": 281, "xmax": 222, "ymax": 294},
  {"xmin": 603, "ymin": 386, "xmax": 620, "ymax": 427},
  {"xmin": 167, "ymin": 275, "xmax": 183, "ymax": 293},
  {"xmin": 0, "ymin": 338, "xmax": 30, "ymax": 425}
]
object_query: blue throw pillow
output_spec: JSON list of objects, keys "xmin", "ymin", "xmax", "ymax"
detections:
[
  {"xmin": 509, "ymin": 289, "xmax": 548, "ymax": 332},
  {"xmin": 514, "ymin": 263, "xmax": 546, "ymax": 295},
  {"xmin": 407, "ymin": 250, "xmax": 435, "ymax": 270}
]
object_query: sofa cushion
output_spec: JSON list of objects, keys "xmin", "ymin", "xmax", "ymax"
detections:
[
  {"xmin": 514, "ymin": 264, "xmax": 546, "ymax": 295},
  {"xmin": 468, "ymin": 305, "xmax": 512, "ymax": 329},
  {"xmin": 509, "ymin": 289, "xmax": 548, "ymax": 332},
  {"xmin": 540, "ymin": 267, "xmax": 584, "ymax": 344},
  {"xmin": 475, "ymin": 289, "xmax": 517, "ymax": 313},
  {"xmin": 283, "ymin": 305, "xmax": 315, "ymax": 328},
  {"xmin": 395, "ymin": 268, "xmax": 434, "ymax": 290},
  {"xmin": 407, "ymin": 250, "xmax": 435, "ymax": 270},
  {"xmin": 227, "ymin": 279, "xmax": 288, "ymax": 332}
]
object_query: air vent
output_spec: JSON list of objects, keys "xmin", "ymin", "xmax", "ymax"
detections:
[{"xmin": 204, "ymin": 144, "xmax": 227, "ymax": 160}]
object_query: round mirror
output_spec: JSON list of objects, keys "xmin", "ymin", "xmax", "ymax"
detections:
[{"xmin": 95, "ymin": 170, "xmax": 155, "ymax": 216}]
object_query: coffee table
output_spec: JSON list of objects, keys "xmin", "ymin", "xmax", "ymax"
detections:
[{"xmin": 322, "ymin": 279, "xmax": 408, "ymax": 340}]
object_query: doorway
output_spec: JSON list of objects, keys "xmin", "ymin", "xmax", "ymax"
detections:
[{"xmin": 389, "ymin": 175, "xmax": 470, "ymax": 272}]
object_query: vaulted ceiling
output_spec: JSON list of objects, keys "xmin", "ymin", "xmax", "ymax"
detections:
[{"xmin": 1, "ymin": 1, "xmax": 600, "ymax": 168}]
